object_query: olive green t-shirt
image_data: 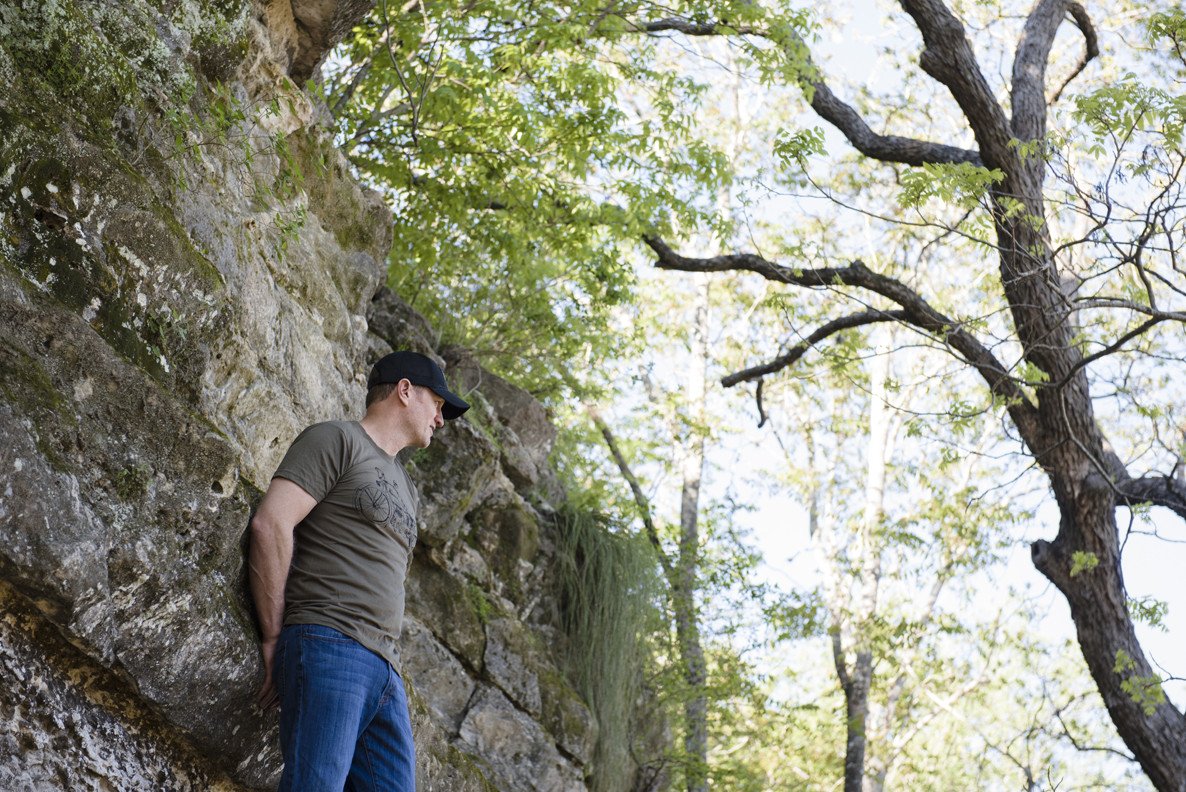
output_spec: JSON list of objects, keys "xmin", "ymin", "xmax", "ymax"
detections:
[{"xmin": 274, "ymin": 420, "xmax": 419, "ymax": 670}]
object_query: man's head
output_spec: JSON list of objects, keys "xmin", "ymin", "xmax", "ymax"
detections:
[{"xmin": 366, "ymin": 351, "xmax": 469, "ymax": 420}]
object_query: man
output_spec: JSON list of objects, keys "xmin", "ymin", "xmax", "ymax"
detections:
[{"xmin": 249, "ymin": 350, "xmax": 469, "ymax": 791}]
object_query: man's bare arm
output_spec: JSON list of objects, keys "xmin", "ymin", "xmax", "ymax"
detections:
[{"xmin": 248, "ymin": 477, "xmax": 317, "ymax": 709}]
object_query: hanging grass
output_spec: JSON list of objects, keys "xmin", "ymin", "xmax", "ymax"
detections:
[{"xmin": 553, "ymin": 503, "xmax": 663, "ymax": 792}]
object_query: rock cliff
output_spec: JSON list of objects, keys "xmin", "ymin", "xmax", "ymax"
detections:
[{"xmin": 0, "ymin": 1, "xmax": 649, "ymax": 789}]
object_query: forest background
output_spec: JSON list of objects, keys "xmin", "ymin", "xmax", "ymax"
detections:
[{"xmin": 320, "ymin": 0, "xmax": 1186, "ymax": 789}]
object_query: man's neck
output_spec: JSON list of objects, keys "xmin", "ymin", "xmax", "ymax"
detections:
[{"xmin": 358, "ymin": 412, "xmax": 412, "ymax": 457}]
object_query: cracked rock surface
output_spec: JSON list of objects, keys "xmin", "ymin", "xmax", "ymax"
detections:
[{"xmin": 0, "ymin": 1, "xmax": 639, "ymax": 789}]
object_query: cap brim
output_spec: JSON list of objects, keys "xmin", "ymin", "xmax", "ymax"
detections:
[{"xmin": 437, "ymin": 388, "xmax": 470, "ymax": 420}]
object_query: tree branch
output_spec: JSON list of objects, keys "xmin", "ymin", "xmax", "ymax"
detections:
[
  {"xmin": 754, "ymin": 378, "xmax": 770, "ymax": 427},
  {"xmin": 645, "ymin": 235, "xmax": 1041, "ymax": 440},
  {"xmin": 1048, "ymin": 316, "xmax": 1166, "ymax": 390},
  {"xmin": 831, "ymin": 625, "xmax": 851, "ymax": 691},
  {"xmin": 640, "ymin": 17, "xmax": 981, "ymax": 166},
  {"xmin": 722, "ymin": 310, "xmax": 909, "ymax": 387},
  {"xmin": 588, "ymin": 408, "xmax": 676, "ymax": 582},
  {"xmin": 1049, "ymin": 3, "xmax": 1100, "ymax": 105},
  {"xmin": 897, "ymin": 0, "xmax": 1015, "ymax": 169},
  {"xmin": 642, "ymin": 17, "xmax": 762, "ymax": 37},
  {"xmin": 1071, "ymin": 299, "xmax": 1186, "ymax": 322},
  {"xmin": 329, "ymin": 56, "xmax": 374, "ymax": 118},
  {"xmin": 1011, "ymin": 0, "xmax": 1069, "ymax": 144},
  {"xmin": 1052, "ymin": 696, "xmax": 1139, "ymax": 762},
  {"xmin": 1094, "ymin": 448, "xmax": 1186, "ymax": 524},
  {"xmin": 809, "ymin": 77, "xmax": 983, "ymax": 166},
  {"xmin": 1116, "ymin": 474, "xmax": 1186, "ymax": 524}
]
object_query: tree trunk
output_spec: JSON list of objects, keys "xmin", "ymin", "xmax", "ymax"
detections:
[
  {"xmin": 675, "ymin": 275, "xmax": 710, "ymax": 792},
  {"xmin": 1032, "ymin": 474, "xmax": 1186, "ymax": 792},
  {"xmin": 993, "ymin": 186, "xmax": 1186, "ymax": 790},
  {"xmin": 977, "ymin": 2, "xmax": 1186, "ymax": 779},
  {"xmin": 841, "ymin": 649, "xmax": 874, "ymax": 792},
  {"xmin": 596, "ymin": 273, "xmax": 713, "ymax": 792},
  {"xmin": 852, "ymin": 341, "xmax": 890, "ymax": 792},
  {"xmin": 833, "ymin": 337, "xmax": 891, "ymax": 792}
]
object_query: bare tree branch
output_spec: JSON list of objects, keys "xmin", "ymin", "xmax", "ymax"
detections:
[
  {"xmin": 641, "ymin": 17, "xmax": 762, "ymax": 37},
  {"xmin": 1049, "ymin": 3, "xmax": 1100, "ymax": 105},
  {"xmin": 831, "ymin": 626, "xmax": 851, "ymax": 691},
  {"xmin": 1116, "ymin": 474, "xmax": 1186, "ymax": 524},
  {"xmin": 588, "ymin": 408, "xmax": 676, "ymax": 582},
  {"xmin": 644, "ymin": 235, "xmax": 1041, "ymax": 440},
  {"xmin": 897, "ymin": 0, "xmax": 1015, "ymax": 169},
  {"xmin": 809, "ymin": 76, "xmax": 983, "ymax": 166},
  {"xmin": 1052, "ymin": 697, "xmax": 1139, "ymax": 762},
  {"xmin": 754, "ymin": 378, "xmax": 770, "ymax": 427},
  {"xmin": 1049, "ymin": 317, "xmax": 1166, "ymax": 389},
  {"xmin": 1011, "ymin": 0, "xmax": 1070, "ymax": 144},
  {"xmin": 329, "ymin": 56, "xmax": 375, "ymax": 118},
  {"xmin": 640, "ymin": 17, "xmax": 982, "ymax": 166},
  {"xmin": 722, "ymin": 309, "xmax": 909, "ymax": 387},
  {"xmin": 1071, "ymin": 299, "xmax": 1186, "ymax": 321}
]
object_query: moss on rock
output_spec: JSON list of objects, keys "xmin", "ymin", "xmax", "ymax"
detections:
[
  {"xmin": 468, "ymin": 489, "xmax": 541, "ymax": 605},
  {"xmin": 405, "ymin": 556, "xmax": 488, "ymax": 671}
]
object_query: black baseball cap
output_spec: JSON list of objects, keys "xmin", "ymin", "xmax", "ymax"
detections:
[{"xmin": 367, "ymin": 351, "xmax": 470, "ymax": 420}]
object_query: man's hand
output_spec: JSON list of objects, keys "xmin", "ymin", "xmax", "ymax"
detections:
[{"xmin": 257, "ymin": 635, "xmax": 280, "ymax": 710}]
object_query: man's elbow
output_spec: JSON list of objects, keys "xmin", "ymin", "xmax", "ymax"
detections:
[
  {"xmin": 250, "ymin": 511, "xmax": 288, "ymax": 547},
  {"xmin": 249, "ymin": 511, "xmax": 268, "ymax": 538}
]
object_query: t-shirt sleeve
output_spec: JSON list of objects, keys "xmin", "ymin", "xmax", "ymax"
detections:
[{"xmin": 273, "ymin": 422, "xmax": 349, "ymax": 502}]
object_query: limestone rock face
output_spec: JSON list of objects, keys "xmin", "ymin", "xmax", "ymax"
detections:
[
  {"xmin": 459, "ymin": 688, "xmax": 586, "ymax": 792},
  {"xmin": 442, "ymin": 346, "xmax": 560, "ymax": 492},
  {"xmin": 0, "ymin": 1, "xmax": 625, "ymax": 790}
]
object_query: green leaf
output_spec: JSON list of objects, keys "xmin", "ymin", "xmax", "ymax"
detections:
[
  {"xmin": 898, "ymin": 162, "xmax": 1004, "ymax": 211},
  {"xmin": 1070, "ymin": 551, "xmax": 1099, "ymax": 577}
]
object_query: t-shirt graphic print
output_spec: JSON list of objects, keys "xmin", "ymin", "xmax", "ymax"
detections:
[{"xmin": 354, "ymin": 467, "xmax": 418, "ymax": 555}]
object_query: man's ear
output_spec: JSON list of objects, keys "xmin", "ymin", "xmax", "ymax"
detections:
[{"xmin": 396, "ymin": 378, "xmax": 414, "ymax": 404}]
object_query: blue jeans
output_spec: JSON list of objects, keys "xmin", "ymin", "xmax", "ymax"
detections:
[{"xmin": 276, "ymin": 624, "xmax": 416, "ymax": 791}]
